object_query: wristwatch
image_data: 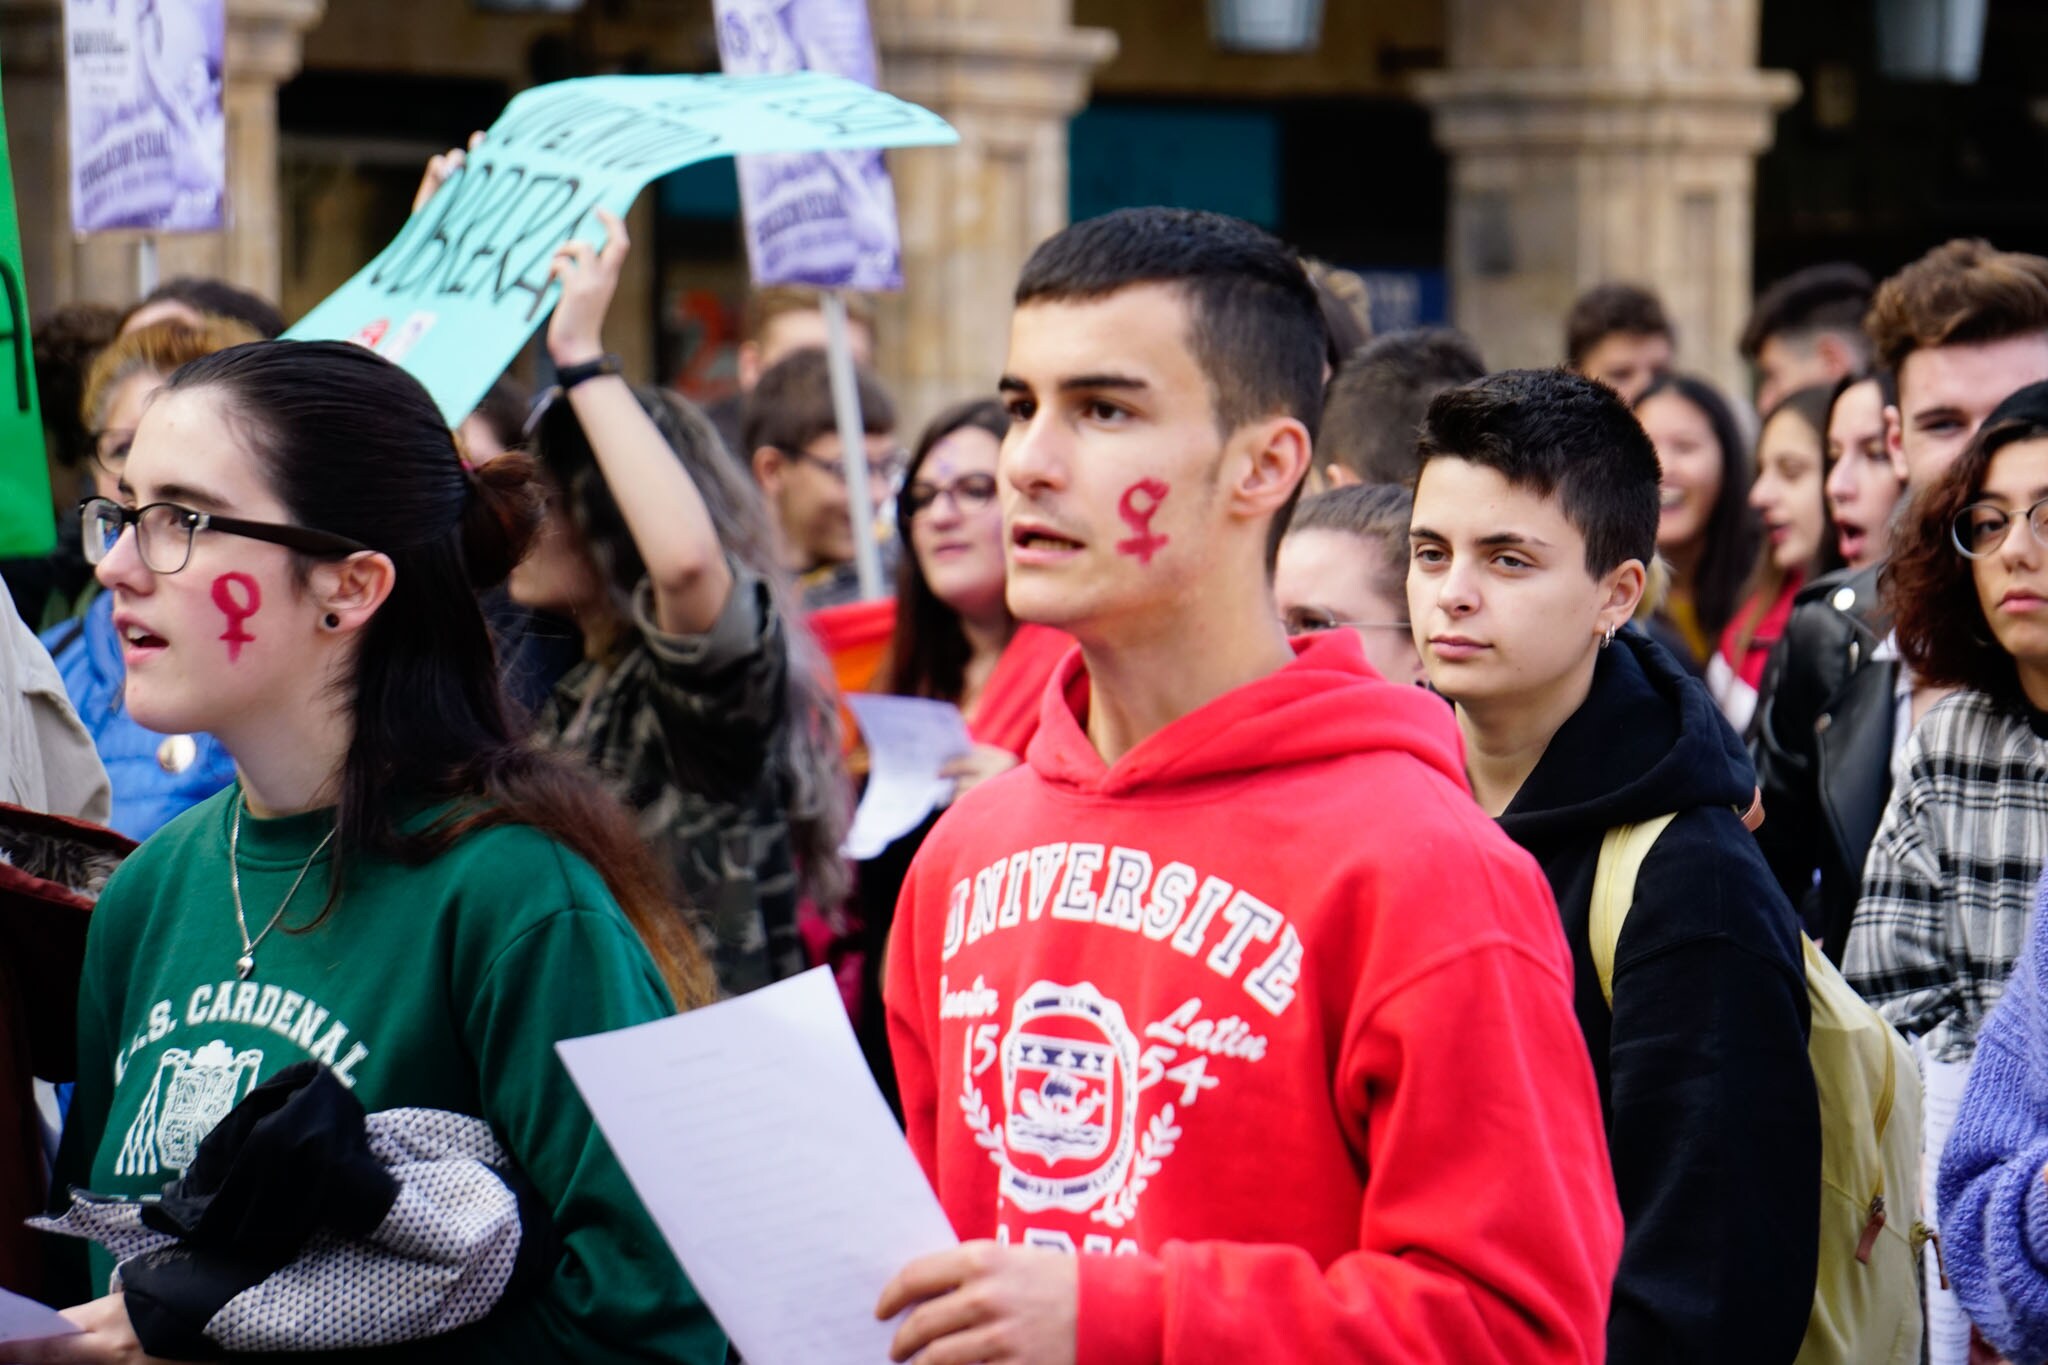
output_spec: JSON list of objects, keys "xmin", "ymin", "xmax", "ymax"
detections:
[{"xmin": 555, "ymin": 353, "xmax": 624, "ymax": 390}]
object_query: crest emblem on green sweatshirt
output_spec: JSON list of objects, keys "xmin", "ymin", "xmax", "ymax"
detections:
[{"xmin": 114, "ymin": 1039, "xmax": 265, "ymax": 1178}]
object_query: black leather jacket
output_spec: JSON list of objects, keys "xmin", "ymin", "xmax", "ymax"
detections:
[{"xmin": 1751, "ymin": 564, "xmax": 1896, "ymax": 963}]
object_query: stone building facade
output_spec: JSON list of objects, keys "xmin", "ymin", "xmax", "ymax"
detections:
[{"xmin": 1, "ymin": 0, "xmax": 1796, "ymax": 418}]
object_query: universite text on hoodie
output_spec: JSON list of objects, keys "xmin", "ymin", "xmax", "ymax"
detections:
[
  {"xmin": 885, "ymin": 630, "xmax": 1625, "ymax": 1365},
  {"xmin": 1496, "ymin": 627, "xmax": 1821, "ymax": 1365}
]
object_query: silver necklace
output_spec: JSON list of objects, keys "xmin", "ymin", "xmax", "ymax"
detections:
[{"xmin": 228, "ymin": 793, "xmax": 336, "ymax": 980}]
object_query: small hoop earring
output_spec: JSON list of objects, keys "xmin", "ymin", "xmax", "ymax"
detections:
[
  {"xmin": 1602, "ymin": 622, "xmax": 1618, "ymax": 649},
  {"xmin": 323, "ymin": 613, "xmax": 341, "ymax": 630}
]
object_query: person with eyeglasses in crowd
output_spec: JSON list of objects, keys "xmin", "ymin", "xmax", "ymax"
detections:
[
  {"xmin": 1847, "ymin": 378, "xmax": 2048, "ymax": 1106},
  {"xmin": 506, "ymin": 210, "xmax": 850, "ymax": 999},
  {"xmin": 36, "ymin": 333, "xmax": 726, "ymax": 1363},
  {"xmin": 1754, "ymin": 242, "xmax": 2048, "ymax": 967},
  {"xmin": 882, "ymin": 398, "xmax": 1075, "ymax": 785},
  {"xmin": 39, "ymin": 317, "xmax": 260, "ymax": 840},
  {"xmin": 850, "ymin": 398, "xmax": 1075, "ymax": 1109},
  {"xmin": 1274, "ymin": 482, "xmax": 1425, "ymax": 685},
  {"xmin": 743, "ymin": 347, "xmax": 906, "ymax": 612}
]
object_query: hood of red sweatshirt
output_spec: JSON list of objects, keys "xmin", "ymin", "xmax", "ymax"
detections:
[{"xmin": 1024, "ymin": 630, "xmax": 1468, "ymax": 799}]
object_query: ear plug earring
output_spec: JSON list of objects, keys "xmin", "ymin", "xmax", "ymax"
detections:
[{"xmin": 324, "ymin": 613, "xmax": 341, "ymax": 629}]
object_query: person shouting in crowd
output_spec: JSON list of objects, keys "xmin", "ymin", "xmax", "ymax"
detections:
[
  {"xmin": 1709, "ymin": 384, "xmax": 1840, "ymax": 733},
  {"xmin": 880, "ymin": 207, "xmax": 1621, "ymax": 1364},
  {"xmin": 514, "ymin": 209, "xmax": 849, "ymax": 998},
  {"xmin": 1847, "ymin": 381, "xmax": 2048, "ymax": 1077},
  {"xmin": 1565, "ymin": 282, "xmax": 1674, "ymax": 404},
  {"xmin": 1633, "ymin": 373, "xmax": 1761, "ymax": 672},
  {"xmin": 41, "ymin": 319, "xmax": 260, "ymax": 841},
  {"xmin": 1824, "ymin": 371, "xmax": 1904, "ymax": 573},
  {"xmin": 744, "ymin": 349, "xmax": 904, "ymax": 611},
  {"xmin": 1755, "ymin": 240, "xmax": 2048, "ymax": 962},
  {"xmin": 30, "ymin": 338, "xmax": 725, "ymax": 1362},
  {"xmin": 1408, "ymin": 368, "xmax": 1819, "ymax": 1364},
  {"xmin": 1275, "ymin": 483, "xmax": 1425, "ymax": 684},
  {"xmin": 1740, "ymin": 263, "xmax": 1874, "ymax": 415}
]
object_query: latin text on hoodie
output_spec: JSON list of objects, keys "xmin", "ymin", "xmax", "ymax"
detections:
[{"xmin": 886, "ymin": 630, "xmax": 1624, "ymax": 1365}]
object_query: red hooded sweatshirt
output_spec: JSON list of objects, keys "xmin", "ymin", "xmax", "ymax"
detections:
[{"xmin": 886, "ymin": 631, "xmax": 1623, "ymax": 1365}]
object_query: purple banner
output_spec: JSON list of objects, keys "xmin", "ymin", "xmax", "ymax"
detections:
[
  {"xmin": 714, "ymin": 0, "xmax": 904, "ymax": 291},
  {"xmin": 65, "ymin": 0, "xmax": 227, "ymax": 234}
]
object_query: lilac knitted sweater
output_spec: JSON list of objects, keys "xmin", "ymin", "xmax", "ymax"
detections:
[{"xmin": 1940, "ymin": 870, "xmax": 2048, "ymax": 1363}]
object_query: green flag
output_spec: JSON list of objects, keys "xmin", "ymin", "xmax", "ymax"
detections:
[{"xmin": 0, "ymin": 68, "xmax": 50, "ymax": 558}]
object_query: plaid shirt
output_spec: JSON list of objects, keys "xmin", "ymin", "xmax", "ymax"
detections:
[
  {"xmin": 538, "ymin": 565, "xmax": 803, "ymax": 997},
  {"xmin": 1844, "ymin": 690, "xmax": 2048, "ymax": 1062}
]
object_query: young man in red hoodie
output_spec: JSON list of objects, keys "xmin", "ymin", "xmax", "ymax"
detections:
[{"xmin": 877, "ymin": 207, "xmax": 1624, "ymax": 1364}]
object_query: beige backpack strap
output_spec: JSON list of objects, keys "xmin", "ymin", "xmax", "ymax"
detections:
[{"xmin": 1589, "ymin": 813, "xmax": 1679, "ymax": 1008}]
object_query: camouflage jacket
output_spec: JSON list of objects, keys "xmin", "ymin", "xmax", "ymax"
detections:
[{"xmin": 538, "ymin": 565, "xmax": 802, "ymax": 996}]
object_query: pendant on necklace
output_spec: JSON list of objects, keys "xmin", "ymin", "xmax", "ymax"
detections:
[{"xmin": 237, "ymin": 954, "xmax": 256, "ymax": 980}]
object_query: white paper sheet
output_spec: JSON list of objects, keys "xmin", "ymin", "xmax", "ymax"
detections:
[
  {"xmin": 557, "ymin": 967, "xmax": 957, "ymax": 1365},
  {"xmin": 842, "ymin": 694, "xmax": 974, "ymax": 860},
  {"xmin": 1918, "ymin": 1043, "xmax": 1972, "ymax": 1365},
  {"xmin": 0, "ymin": 1287, "xmax": 79, "ymax": 1347}
]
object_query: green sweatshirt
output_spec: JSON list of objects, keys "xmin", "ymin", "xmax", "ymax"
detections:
[{"xmin": 51, "ymin": 784, "xmax": 726, "ymax": 1364}]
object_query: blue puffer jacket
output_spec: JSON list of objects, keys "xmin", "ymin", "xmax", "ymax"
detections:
[{"xmin": 39, "ymin": 591, "xmax": 234, "ymax": 841}]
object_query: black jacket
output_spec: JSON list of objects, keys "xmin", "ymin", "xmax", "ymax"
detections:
[
  {"xmin": 1751, "ymin": 564, "xmax": 1896, "ymax": 962},
  {"xmin": 1497, "ymin": 629, "xmax": 1820, "ymax": 1365}
]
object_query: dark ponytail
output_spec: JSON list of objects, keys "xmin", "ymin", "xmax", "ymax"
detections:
[
  {"xmin": 459, "ymin": 451, "xmax": 546, "ymax": 590},
  {"xmin": 165, "ymin": 340, "xmax": 715, "ymax": 1008}
]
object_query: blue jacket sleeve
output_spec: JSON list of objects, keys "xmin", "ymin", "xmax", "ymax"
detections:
[{"xmin": 1938, "ymin": 892, "xmax": 2048, "ymax": 1364}]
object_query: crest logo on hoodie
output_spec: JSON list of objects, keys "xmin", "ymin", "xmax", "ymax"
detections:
[{"xmin": 997, "ymin": 981, "xmax": 1141, "ymax": 1215}]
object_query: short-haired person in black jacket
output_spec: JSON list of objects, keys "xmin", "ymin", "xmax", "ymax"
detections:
[
  {"xmin": 1754, "ymin": 240, "xmax": 2048, "ymax": 962},
  {"xmin": 1409, "ymin": 369, "xmax": 1820, "ymax": 1364}
]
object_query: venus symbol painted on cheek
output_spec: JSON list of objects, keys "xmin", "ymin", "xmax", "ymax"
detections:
[
  {"xmin": 211, "ymin": 573, "xmax": 260, "ymax": 661},
  {"xmin": 1116, "ymin": 479, "xmax": 1171, "ymax": 565}
]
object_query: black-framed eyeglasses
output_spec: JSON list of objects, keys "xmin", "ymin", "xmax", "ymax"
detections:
[
  {"xmin": 88, "ymin": 429, "xmax": 134, "ymax": 478},
  {"xmin": 1953, "ymin": 496, "xmax": 2048, "ymax": 560},
  {"xmin": 1281, "ymin": 606, "xmax": 1412, "ymax": 638},
  {"xmin": 779, "ymin": 444, "xmax": 907, "ymax": 488},
  {"xmin": 904, "ymin": 472, "xmax": 998, "ymax": 520},
  {"xmin": 80, "ymin": 497, "xmax": 370, "ymax": 576}
]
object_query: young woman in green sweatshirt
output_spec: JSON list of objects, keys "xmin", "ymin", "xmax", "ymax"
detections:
[{"xmin": 30, "ymin": 331, "xmax": 726, "ymax": 1364}]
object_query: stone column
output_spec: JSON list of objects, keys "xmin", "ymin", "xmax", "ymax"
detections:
[
  {"xmin": 0, "ymin": 0, "xmax": 324, "ymax": 317},
  {"xmin": 1414, "ymin": 0, "xmax": 1798, "ymax": 398},
  {"xmin": 873, "ymin": 6, "xmax": 1115, "ymax": 428}
]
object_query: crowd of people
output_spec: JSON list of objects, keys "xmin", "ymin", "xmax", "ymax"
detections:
[{"xmin": 8, "ymin": 141, "xmax": 2048, "ymax": 1364}]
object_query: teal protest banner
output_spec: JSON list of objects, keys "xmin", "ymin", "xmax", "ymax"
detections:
[
  {"xmin": 0, "ymin": 69, "xmax": 52, "ymax": 558},
  {"xmin": 286, "ymin": 71, "xmax": 957, "ymax": 422}
]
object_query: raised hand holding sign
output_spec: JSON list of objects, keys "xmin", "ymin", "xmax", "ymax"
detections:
[{"xmin": 286, "ymin": 73, "xmax": 957, "ymax": 423}]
